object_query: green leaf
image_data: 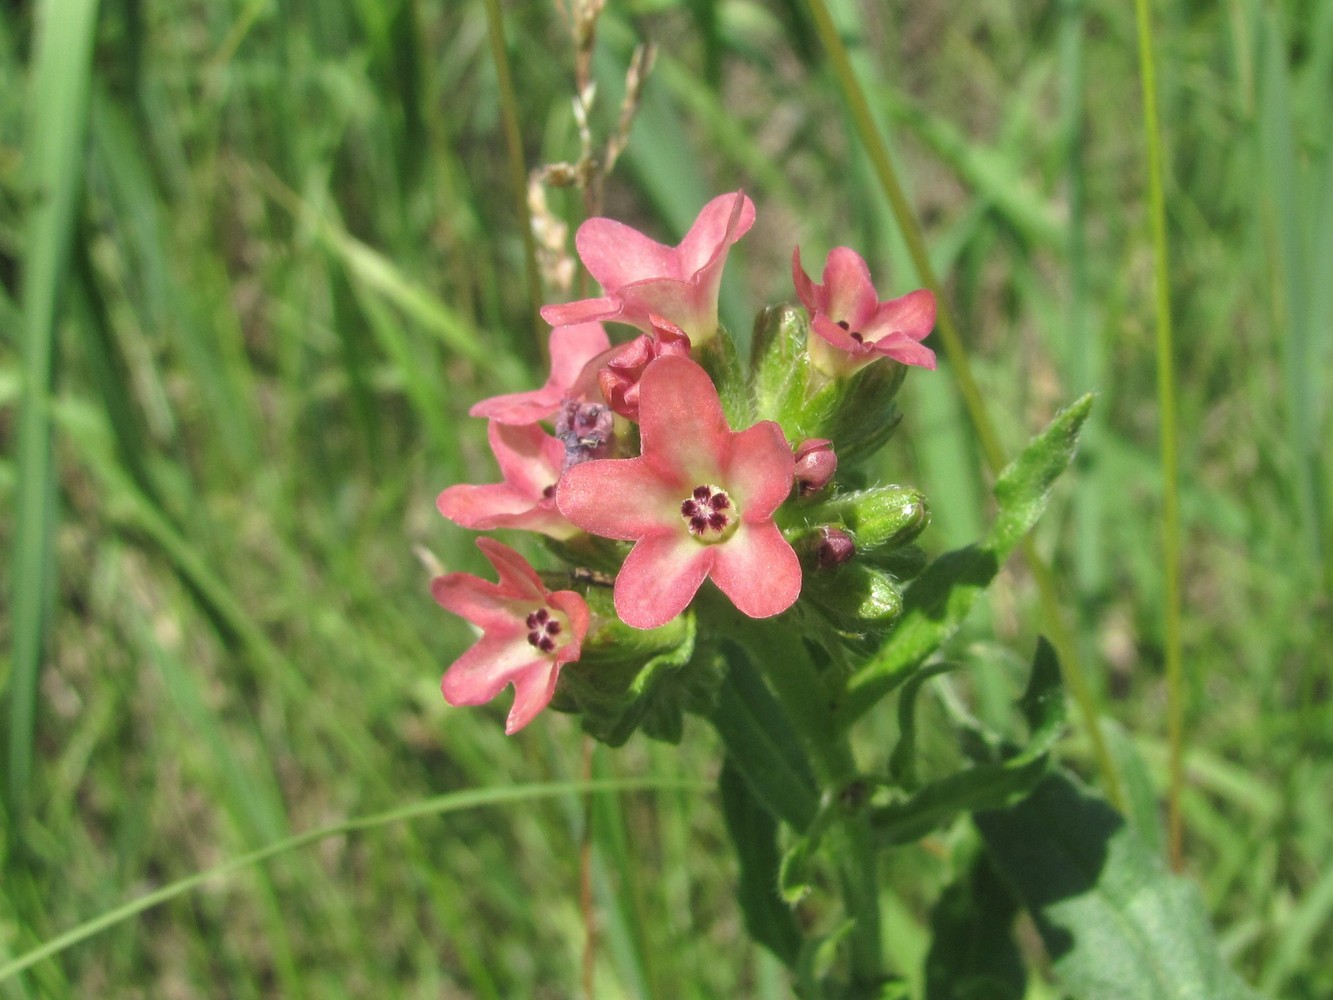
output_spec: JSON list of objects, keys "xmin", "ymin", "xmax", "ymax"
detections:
[
  {"xmin": 887, "ymin": 663, "xmax": 956, "ymax": 791},
  {"xmin": 836, "ymin": 394, "xmax": 1093, "ymax": 728},
  {"xmin": 870, "ymin": 638, "xmax": 1065, "ymax": 845},
  {"xmin": 8, "ymin": 0, "xmax": 102, "ymax": 829},
  {"xmin": 709, "ymin": 648, "xmax": 820, "ymax": 831},
  {"xmin": 924, "ymin": 850, "xmax": 1025, "ymax": 1000},
  {"xmin": 975, "ymin": 771, "xmax": 1266, "ymax": 1000},
  {"xmin": 717, "ymin": 760, "xmax": 803, "ymax": 969}
]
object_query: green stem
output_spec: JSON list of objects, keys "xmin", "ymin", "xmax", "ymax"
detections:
[
  {"xmin": 481, "ymin": 0, "xmax": 545, "ymax": 352},
  {"xmin": 1133, "ymin": 0, "xmax": 1186, "ymax": 869},
  {"xmin": 802, "ymin": 0, "xmax": 1123, "ymax": 810},
  {"xmin": 730, "ymin": 617, "xmax": 883, "ymax": 985}
]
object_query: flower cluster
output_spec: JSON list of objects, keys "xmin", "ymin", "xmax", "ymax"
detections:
[{"xmin": 433, "ymin": 192, "xmax": 937, "ymax": 734}]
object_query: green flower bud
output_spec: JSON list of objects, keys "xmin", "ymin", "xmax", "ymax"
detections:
[
  {"xmin": 862, "ymin": 542, "xmax": 928, "ymax": 581},
  {"xmin": 750, "ymin": 305, "xmax": 911, "ymax": 467},
  {"xmin": 804, "ymin": 485, "xmax": 931, "ymax": 553},
  {"xmin": 750, "ymin": 305, "xmax": 812, "ymax": 430},
  {"xmin": 803, "ymin": 561, "xmax": 905, "ymax": 632}
]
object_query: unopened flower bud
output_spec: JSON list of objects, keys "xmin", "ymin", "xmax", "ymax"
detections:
[
  {"xmin": 597, "ymin": 315, "xmax": 691, "ymax": 421},
  {"xmin": 807, "ymin": 485, "xmax": 930, "ymax": 553},
  {"xmin": 815, "ymin": 526, "xmax": 856, "ymax": 569},
  {"xmin": 803, "ymin": 562, "xmax": 905, "ymax": 632},
  {"xmin": 794, "ymin": 438, "xmax": 837, "ymax": 497}
]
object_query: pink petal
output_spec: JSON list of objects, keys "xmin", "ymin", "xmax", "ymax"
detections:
[
  {"xmin": 548, "ymin": 590, "xmax": 592, "ymax": 659},
  {"xmin": 490, "ymin": 421, "xmax": 565, "ymax": 498},
  {"xmin": 822, "ymin": 247, "xmax": 879, "ymax": 326},
  {"xmin": 873, "ymin": 335, "xmax": 938, "ymax": 370},
  {"xmin": 709, "ymin": 521, "xmax": 802, "ymax": 619},
  {"xmin": 436, "ymin": 481, "xmax": 534, "ymax": 526},
  {"xmin": 675, "ymin": 191, "xmax": 755, "ymax": 277},
  {"xmin": 576, "ymin": 217, "xmax": 680, "ymax": 287},
  {"xmin": 504, "ymin": 662, "xmax": 563, "ymax": 733},
  {"xmin": 541, "ymin": 296, "xmax": 621, "ymax": 329},
  {"xmin": 556, "ymin": 456, "xmax": 682, "ymax": 540},
  {"xmin": 609, "ymin": 276, "xmax": 709, "ymax": 338},
  {"xmin": 863, "ymin": 289, "xmax": 936, "ymax": 344},
  {"xmin": 431, "ymin": 573, "xmax": 520, "ymax": 633},
  {"xmin": 614, "ymin": 531, "xmax": 714, "ymax": 629},
  {"xmin": 636, "ymin": 356, "xmax": 730, "ymax": 481},
  {"xmin": 442, "ymin": 633, "xmax": 546, "ymax": 706},
  {"xmin": 476, "ymin": 537, "xmax": 548, "ymax": 601},
  {"xmin": 791, "ymin": 246, "xmax": 824, "ymax": 313},
  {"xmin": 811, "ymin": 313, "xmax": 874, "ymax": 356},
  {"xmin": 471, "ymin": 323, "xmax": 611, "ymax": 424},
  {"xmin": 722, "ymin": 421, "xmax": 794, "ymax": 518}
]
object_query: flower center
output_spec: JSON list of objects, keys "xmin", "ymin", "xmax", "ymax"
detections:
[
  {"xmin": 836, "ymin": 319, "xmax": 865, "ymax": 343},
  {"xmin": 679, "ymin": 484, "xmax": 738, "ymax": 543},
  {"xmin": 524, "ymin": 607, "xmax": 564, "ymax": 655}
]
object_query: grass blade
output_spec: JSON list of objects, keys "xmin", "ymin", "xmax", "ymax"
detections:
[
  {"xmin": 7, "ymin": 0, "xmax": 102, "ymax": 828},
  {"xmin": 0, "ymin": 777, "xmax": 706, "ymax": 986}
]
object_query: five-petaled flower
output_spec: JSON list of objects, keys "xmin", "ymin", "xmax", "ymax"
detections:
[
  {"xmin": 432, "ymin": 538, "xmax": 591, "ymax": 733},
  {"xmin": 793, "ymin": 246, "xmax": 937, "ymax": 376},
  {"xmin": 436, "ymin": 421, "xmax": 580, "ymax": 539},
  {"xmin": 469, "ymin": 322, "xmax": 611, "ymax": 425},
  {"xmin": 541, "ymin": 192, "xmax": 755, "ymax": 346},
  {"xmin": 557, "ymin": 355, "xmax": 801, "ymax": 629}
]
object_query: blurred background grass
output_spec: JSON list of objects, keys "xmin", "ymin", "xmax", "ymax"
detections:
[{"xmin": 1, "ymin": 0, "xmax": 1330, "ymax": 996}]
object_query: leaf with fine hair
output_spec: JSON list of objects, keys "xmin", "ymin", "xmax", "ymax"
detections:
[
  {"xmin": 869, "ymin": 638, "xmax": 1065, "ymax": 846},
  {"xmin": 836, "ymin": 394, "xmax": 1093, "ymax": 728},
  {"xmin": 976, "ymin": 771, "xmax": 1266, "ymax": 1000}
]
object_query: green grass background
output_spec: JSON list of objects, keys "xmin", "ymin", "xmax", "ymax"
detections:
[{"xmin": 1, "ymin": 0, "xmax": 1330, "ymax": 996}]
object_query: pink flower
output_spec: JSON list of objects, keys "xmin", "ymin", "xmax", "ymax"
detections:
[
  {"xmin": 432, "ymin": 538, "xmax": 591, "ymax": 733},
  {"xmin": 436, "ymin": 421, "xmax": 579, "ymax": 539},
  {"xmin": 541, "ymin": 192, "xmax": 756, "ymax": 346},
  {"xmin": 597, "ymin": 314, "xmax": 692, "ymax": 421},
  {"xmin": 792, "ymin": 246, "xmax": 937, "ymax": 376},
  {"xmin": 469, "ymin": 322, "xmax": 611, "ymax": 425},
  {"xmin": 557, "ymin": 355, "xmax": 801, "ymax": 629}
]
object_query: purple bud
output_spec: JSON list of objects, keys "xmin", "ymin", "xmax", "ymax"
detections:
[
  {"xmin": 794, "ymin": 438, "xmax": 837, "ymax": 496},
  {"xmin": 815, "ymin": 526, "xmax": 856, "ymax": 569}
]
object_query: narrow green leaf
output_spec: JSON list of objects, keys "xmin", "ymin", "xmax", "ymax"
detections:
[
  {"xmin": 8, "ymin": 0, "xmax": 102, "ymax": 827},
  {"xmin": 887, "ymin": 663, "xmax": 956, "ymax": 791},
  {"xmin": 0, "ymin": 777, "xmax": 706, "ymax": 986},
  {"xmin": 710, "ymin": 649, "xmax": 820, "ymax": 831},
  {"xmin": 718, "ymin": 760, "xmax": 803, "ymax": 969},
  {"xmin": 871, "ymin": 638, "xmax": 1065, "ymax": 846},
  {"xmin": 976, "ymin": 771, "xmax": 1266, "ymax": 1000},
  {"xmin": 838, "ymin": 395, "xmax": 1093, "ymax": 727}
]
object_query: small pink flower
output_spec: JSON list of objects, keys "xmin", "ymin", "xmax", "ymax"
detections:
[
  {"xmin": 432, "ymin": 538, "xmax": 591, "ymax": 733},
  {"xmin": 436, "ymin": 421, "xmax": 579, "ymax": 539},
  {"xmin": 541, "ymin": 192, "xmax": 756, "ymax": 346},
  {"xmin": 597, "ymin": 315, "xmax": 692, "ymax": 421},
  {"xmin": 792, "ymin": 246, "xmax": 937, "ymax": 376},
  {"xmin": 793, "ymin": 438, "xmax": 837, "ymax": 496},
  {"xmin": 557, "ymin": 355, "xmax": 801, "ymax": 629},
  {"xmin": 470, "ymin": 322, "xmax": 611, "ymax": 425}
]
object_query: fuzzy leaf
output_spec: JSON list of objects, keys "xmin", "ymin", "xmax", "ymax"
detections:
[
  {"xmin": 976, "ymin": 771, "xmax": 1266, "ymax": 1000},
  {"xmin": 872, "ymin": 638, "xmax": 1065, "ymax": 845},
  {"xmin": 718, "ymin": 759, "xmax": 802, "ymax": 968},
  {"xmin": 709, "ymin": 646, "xmax": 820, "ymax": 830},
  {"xmin": 836, "ymin": 395, "xmax": 1093, "ymax": 728},
  {"xmin": 924, "ymin": 851, "xmax": 1025, "ymax": 1000}
]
